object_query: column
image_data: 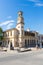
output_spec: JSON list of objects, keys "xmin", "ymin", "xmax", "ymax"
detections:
[
  {"xmin": 27, "ymin": 39, "xmax": 28, "ymax": 47},
  {"xmin": 6, "ymin": 40, "xmax": 8, "ymax": 48},
  {"xmin": 12, "ymin": 39, "xmax": 14, "ymax": 49},
  {"xmin": 40, "ymin": 36, "xmax": 42, "ymax": 48},
  {"xmin": 36, "ymin": 40, "xmax": 38, "ymax": 48},
  {"xmin": 8, "ymin": 41, "xmax": 10, "ymax": 50},
  {"xmin": 29, "ymin": 38, "xmax": 30, "ymax": 47}
]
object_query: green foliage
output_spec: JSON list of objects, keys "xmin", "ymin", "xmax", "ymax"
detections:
[{"xmin": 0, "ymin": 27, "xmax": 3, "ymax": 40}]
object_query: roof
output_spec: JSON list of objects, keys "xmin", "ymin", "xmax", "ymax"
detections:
[
  {"xmin": 24, "ymin": 31, "xmax": 35, "ymax": 37},
  {"xmin": 3, "ymin": 28, "xmax": 18, "ymax": 32}
]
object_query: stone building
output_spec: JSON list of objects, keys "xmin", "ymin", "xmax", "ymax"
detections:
[{"xmin": 2, "ymin": 11, "xmax": 40, "ymax": 50}]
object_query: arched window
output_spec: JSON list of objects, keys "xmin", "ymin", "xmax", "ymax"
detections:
[
  {"xmin": 30, "ymin": 40, "xmax": 31, "ymax": 44},
  {"xmin": 25, "ymin": 40, "xmax": 27, "ymax": 47},
  {"xmin": 10, "ymin": 31, "xmax": 12, "ymax": 36},
  {"xmin": 22, "ymin": 30, "xmax": 23, "ymax": 35},
  {"xmin": 28, "ymin": 40, "xmax": 29, "ymax": 47},
  {"xmin": 8, "ymin": 40, "xmax": 9, "ymax": 44},
  {"xmin": 37, "ymin": 40, "xmax": 38, "ymax": 44}
]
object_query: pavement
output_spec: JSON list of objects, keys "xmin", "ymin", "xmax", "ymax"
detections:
[{"xmin": 0, "ymin": 48, "xmax": 43, "ymax": 65}]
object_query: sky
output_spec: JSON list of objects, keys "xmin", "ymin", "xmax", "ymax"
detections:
[{"xmin": 0, "ymin": 0, "xmax": 43, "ymax": 34}]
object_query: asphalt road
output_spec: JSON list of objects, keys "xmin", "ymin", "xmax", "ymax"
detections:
[{"xmin": 0, "ymin": 50, "xmax": 43, "ymax": 65}]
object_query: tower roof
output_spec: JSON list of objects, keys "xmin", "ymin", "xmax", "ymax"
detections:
[
  {"xmin": 18, "ymin": 11, "xmax": 23, "ymax": 16},
  {"xmin": 17, "ymin": 11, "xmax": 24, "ymax": 25}
]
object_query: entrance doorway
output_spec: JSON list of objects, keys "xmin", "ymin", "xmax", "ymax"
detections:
[
  {"xmin": 25, "ymin": 40, "xmax": 27, "ymax": 48},
  {"xmin": 42, "ymin": 42, "xmax": 43, "ymax": 48},
  {"xmin": 0, "ymin": 41, "xmax": 2, "ymax": 47},
  {"xmin": 10, "ymin": 42, "xmax": 14, "ymax": 50}
]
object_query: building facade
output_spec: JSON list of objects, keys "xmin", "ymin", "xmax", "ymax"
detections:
[
  {"xmin": 1, "ymin": 11, "xmax": 42, "ymax": 50},
  {"xmin": 38, "ymin": 34, "xmax": 43, "ymax": 48}
]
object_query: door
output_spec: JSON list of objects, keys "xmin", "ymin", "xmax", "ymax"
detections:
[
  {"xmin": 10, "ymin": 42, "xmax": 14, "ymax": 50},
  {"xmin": 0, "ymin": 41, "xmax": 2, "ymax": 47},
  {"xmin": 42, "ymin": 42, "xmax": 43, "ymax": 48}
]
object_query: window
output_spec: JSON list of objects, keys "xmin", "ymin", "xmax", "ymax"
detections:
[
  {"xmin": 22, "ymin": 30, "xmax": 23, "ymax": 35},
  {"xmin": 28, "ymin": 40, "xmax": 29, "ymax": 47},
  {"xmin": 37, "ymin": 40, "xmax": 38, "ymax": 44},
  {"xmin": 18, "ymin": 26, "xmax": 20, "ymax": 28},
  {"xmin": 6, "ymin": 32, "xmax": 9, "ymax": 36},
  {"xmin": 10, "ymin": 31, "xmax": 12, "ymax": 36},
  {"xmin": 25, "ymin": 40, "xmax": 27, "ymax": 47},
  {"xmin": 41, "ymin": 36, "xmax": 43, "ymax": 40},
  {"xmin": 30, "ymin": 40, "xmax": 31, "ymax": 43},
  {"xmin": 8, "ymin": 40, "xmax": 9, "ymax": 44},
  {"xmin": 28, "ymin": 40, "xmax": 29, "ymax": 44},
  {"xmin": 22, "ymin": 26, "xmax": 23, "ymax": 28},
  {"xmin": 8, "ymin": 32, "xmax": 9, "ymax": 36}
]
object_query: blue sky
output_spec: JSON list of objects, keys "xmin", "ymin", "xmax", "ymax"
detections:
[{"xmin": 0, "ymin": 0, "xmax": 43, "ymax": 34}]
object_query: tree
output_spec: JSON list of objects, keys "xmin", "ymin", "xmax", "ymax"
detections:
[{"xmin": 0, "ymin": 27, "xmax": 3, "ymax": 41}]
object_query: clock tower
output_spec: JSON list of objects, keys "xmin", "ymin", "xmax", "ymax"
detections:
[{"xmin": 16, "ymin": 11, "xmax": 25, "ymax": 48}]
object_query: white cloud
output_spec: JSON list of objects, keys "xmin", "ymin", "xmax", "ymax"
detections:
[
  {"xmin": 0, "ymin": 20, "xmax": 14, "ymax": 27},
  {"xmin": 28, "ymin": 0, "xmax": 39, "ymax": 2},
  {"xmin": 35, "ymin": 3, "xmax": 43, "ymax": 6},
  {"xmin": 6, "ymin": 23, "xmax": 14, "ymax": 29},
  {"xmin": 0, "ymin": 20, "xmax": 15, "ymax": 30},
  {"xmin": 27, "ymin": 0, "xmax": 43, "ymax": 7}
]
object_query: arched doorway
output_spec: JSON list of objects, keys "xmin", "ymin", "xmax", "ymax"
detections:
[
  {"xmin": 25, "ymin": 40, "xmax": 27, "ymax": 47},
  {"xmin": 28, "ymin": 40, "xmax": 29, "ymax": 47},
  {"xmin": 42, "ymin": 42, "xmax": 43, "ymax": 48},
  {"xmin": 0, "ymin": 41, "xmax": 2, "ymax": 47},
  {"xmin": 10, "ymin": 42, "xmax": 14, "ymax": 50}
]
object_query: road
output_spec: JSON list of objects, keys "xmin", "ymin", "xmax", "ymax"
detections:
[{"xmin": 0, "ymin": 49, "xmax": 43, "ymax": 65}]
